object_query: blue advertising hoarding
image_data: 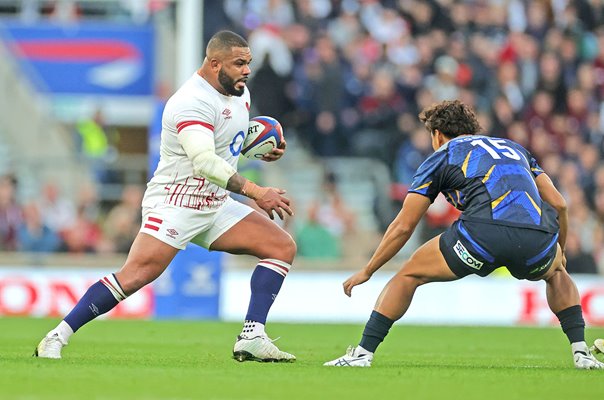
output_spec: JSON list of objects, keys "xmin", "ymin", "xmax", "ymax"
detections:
[
  {"xmin": 153, "ymin": 244, "xmax": 223, "ymax": 319},
  {"xmin": 0, "ymin": 22, "xmax": 154, "ymax": 95}
]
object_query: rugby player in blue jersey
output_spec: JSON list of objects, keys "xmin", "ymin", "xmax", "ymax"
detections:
[{"xmin": 325, "ymin": 100, "xmax": 603, "ymax": 369}]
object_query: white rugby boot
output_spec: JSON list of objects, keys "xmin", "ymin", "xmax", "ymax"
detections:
[
  {"xmin": 573, "ymin": 341, "xmax": 604, "ymax": 369},
  {"xmin": 233, "ymin": 335, "xmax": 296, "ymax": 362},
  {"xmin": 324, "ymin": 345, "xmax": 373, "ymax": 367},
  {"xmin": 589, "ymin": 338, "xmax": 604, "ymax": 355},
  {"xmin": 574, "ymin": 351, "xmax": 604, "ymax": 369},
  {"xmin": 33, "ymin": 332, "xmax": 67, "ymax": 359}
]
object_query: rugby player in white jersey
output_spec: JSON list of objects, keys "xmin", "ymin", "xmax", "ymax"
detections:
[{"xmin": 34, "ymin": 31, "xmax": 297, "ymax": 363}]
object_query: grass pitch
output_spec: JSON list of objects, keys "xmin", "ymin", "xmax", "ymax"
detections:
[{"xmin": 1, "ymin": 318, "xmax": 603, "ymax": 400}]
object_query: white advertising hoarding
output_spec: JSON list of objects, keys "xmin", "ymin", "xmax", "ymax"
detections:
[
  {"xmin": 221, "ymin": 271, "xmax": 604, "ymax": 326},
  {"xmin": 0, "ymin": 268, "xmax": 153, "ymax": 318},
  {"xmin": 0, "ymin": 268, "xmax": 603, "ymax": 326}
]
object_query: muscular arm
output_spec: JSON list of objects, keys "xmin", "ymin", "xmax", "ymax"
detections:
[
  {"xmin": 364, "ymin": 193, "xmax": 432, "ymax": 275},
  {"xmin": 178, "ymin": 125, "xmax": 292, "ymax": 219},
  {"xmin": 535, "ymin": 173, "xmax": 568, "ymax": 250}
]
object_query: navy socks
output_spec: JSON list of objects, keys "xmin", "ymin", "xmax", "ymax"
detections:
[
  {"xmin": 555, "ymin": 305, "xmax": 585, "ymax": 344},
  {"xmin": 359, "ymin": 310, "xmax": 395, "ymax": 353},
  {"xmin": 64, "ymin": 274, "xmax": 126, "ymax": 332},
  {"xmin": 244, "ymin": 259, "xmax": 291, "ymax": 324}
]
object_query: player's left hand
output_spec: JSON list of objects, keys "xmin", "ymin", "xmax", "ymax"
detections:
[
  {"xmin": 261, "ymin": 140, "xmax": 287, "ymax": 162},
  {"xmin": 343, "ymin": 269, "xmax": 372, "ymax": 297}
]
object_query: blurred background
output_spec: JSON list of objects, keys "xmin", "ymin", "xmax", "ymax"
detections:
[{"xmin": 0, "ymin": 0, "xmax": 603, "ymax": 325}]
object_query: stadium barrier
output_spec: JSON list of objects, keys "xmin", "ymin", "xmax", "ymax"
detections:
[{"xmin": 1, "ymin": 263, "xmax": 603, "ymax": 326}]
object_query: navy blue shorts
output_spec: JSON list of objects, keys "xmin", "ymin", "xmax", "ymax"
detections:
[{"xmin": 439, "ymin": 220, "xmax": 558, "ymax": 280}]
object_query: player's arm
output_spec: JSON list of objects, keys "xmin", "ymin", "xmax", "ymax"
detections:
[
  {"xmin": 535, "ymin": 173, "xmax": 568, "ymax": 250},
  {"xmin": 178, "ymin": 125, "xmax": 292, "ymax": 219},
  {"xmin": 343, "ymin": 193, "xmax": 431, "ymax": 297},
  {"xmin": 225, "ymin": 173, "xmax": 292, "ymax": 220}
]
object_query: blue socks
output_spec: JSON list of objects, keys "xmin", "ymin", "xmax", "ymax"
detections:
[
  {"xmin": 64, "ymin": 274, "xmax": 127, "ymax": 332},
  {"xmin": 244, "ymin": 259, "xmax": 291, "ymax": 324}
]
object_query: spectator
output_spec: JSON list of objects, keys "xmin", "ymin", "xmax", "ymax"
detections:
[
  {"xmin": 295, "ymin": 205, "xmax": 342, "ymax": 260},
  {"xmin": 61, "ymin": 208, "xmax": 103, "ymax": 253},
  {"xmin": 17, "ymin": 202, "xmax": 61, "ymax": 253},
  {"xmin": 0, "ymin": 174, "xmax": 22, "ymax": 251},
  {"xmin": 536, "ymin": 51, "xmax": 568, "ymax": 112},
  {"xmin": 394, "ymin": 126, "xmax": 432, "ymax": 186},
  {"xmin": 74, "ymin": 109, "xmax": 117, "ymax": 183},
  {"xmin": 565, "ymin": 229, "xmax": 599, "ymax": 274},
  {"xmin": 296, "ymin": 171, "xmax": 356, "ymax": 259},
  {"xmin": 102, "ymin": 185, "xmax": 143, "ymax": 253},
  {"xmin": 38, "ymin": 182, "xmax": 75, "ymax": 240},
  {"xmin": 306, "ymin": 171, "xmax": 355, "ymax": 240},
  {"xmin": 424, "ymin": 55, "xmax": 460, "ymax": 102}
]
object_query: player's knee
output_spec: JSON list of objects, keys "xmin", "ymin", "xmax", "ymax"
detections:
[
  {"xmin": 118, "ymin": 260, "xmax": 162, "ymax": 294},
  {"xmin": 274, "ymin": 234, "xmax": 296, "ymax": 263}
]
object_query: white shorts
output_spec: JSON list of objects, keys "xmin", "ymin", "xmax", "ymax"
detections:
[{"xmin": 140, "ymin": 197, "xmax": 254, "ymax": 250}]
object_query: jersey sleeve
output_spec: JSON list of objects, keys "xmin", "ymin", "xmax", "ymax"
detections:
[
  {"xmin": 516, "ymin": 144, "xmax": 545, "ymax": 177},
  {"xmin": 172, "ymin": 95, "xmax": 217, "ymax": 135},
  {"xmin": 528, "ymin": 153, "xmax": 545, "ymax": 177},
  {"xmin": 408, "ymin": 150, "xmax": 448, "ymax": 203}
]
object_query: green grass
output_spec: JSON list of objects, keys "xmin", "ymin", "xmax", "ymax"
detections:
[{"xmin": 1, "ymin": 318, "xmax": 603, "ymax": 400}]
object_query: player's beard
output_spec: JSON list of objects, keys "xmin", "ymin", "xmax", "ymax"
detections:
[{"xmin": 218, "ymin": 68, "xmax": 245, "ymax": 97}]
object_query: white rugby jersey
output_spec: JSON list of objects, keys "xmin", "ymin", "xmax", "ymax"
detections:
[{"xmin": 143, "ymin": 73, "xmax": 251, "ymax": 211}]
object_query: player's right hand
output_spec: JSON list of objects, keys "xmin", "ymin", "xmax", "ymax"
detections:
[
  {"xmin": 343, "ymin": 269, "xmax": 372, "ymax": 297},
  {"xmin": 256, "ymin": 188, "xmax": 293, "ymax": 220}
]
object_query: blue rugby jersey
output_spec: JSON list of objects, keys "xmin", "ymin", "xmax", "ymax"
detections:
[{"xmin": 408, "ymin": 135, "xmax": 558, "ymax": 233}]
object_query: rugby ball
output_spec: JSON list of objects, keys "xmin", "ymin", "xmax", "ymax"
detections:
[{"xmin": 241, "ymin": 116, "xmax": 284, "ymax": 159}]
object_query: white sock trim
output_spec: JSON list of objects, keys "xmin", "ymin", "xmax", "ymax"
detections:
[
  {"xmin": 53, "ymin": 320, "xmax": 74, "ymax": 343},
  {"xmin": 572, "ymin": 341, "xmax": 588, "ymax": 353},
  {"xmin": 240, "ymin": 320, "xmax": 266, "ymax": 339},
  {"xmin": 100, "ymin": 274, "xmax": 127, "ymax": 301},
  {"xmin": 257, "ymin": 259, "xmax": 291, "ymax": 277}
]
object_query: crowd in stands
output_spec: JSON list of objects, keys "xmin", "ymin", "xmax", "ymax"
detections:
[
  {"xmin": 0, "ymin": 174, "xmax": 142, "ymax": 256},
  {"xmin": 2, "ymin": 1, "xmax": 604, "ymax": 275},
  {"xmin": 208, "ymin": 0, "xmax": 604, "ymax": 274}
]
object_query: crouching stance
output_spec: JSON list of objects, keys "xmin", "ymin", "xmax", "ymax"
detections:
[
  {"xmin": 324, "ymin": 100, "xmax": 603, "ymax": 369},
  {"xmin": 35, "ymin": 30, "xmax": 296, "ymax": 363}
]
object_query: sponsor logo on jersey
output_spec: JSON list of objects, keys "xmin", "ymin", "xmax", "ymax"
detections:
[
  {"xmin": 529, "ymin": 260, "xmax": 550, "ymax": 275},
  {"xmin": 222, "ymin": 108, "xmax": 232, "ymax": 119},
  {"xmin": 453, "ymin": 240, "xmax": 483, "ymax": 270},
  {"xmin": 166, "ymin": 228, "xmax": 179, "ymax": 239}
]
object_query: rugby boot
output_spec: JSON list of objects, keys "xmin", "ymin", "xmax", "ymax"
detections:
[
  {"xmin": 324, "ymin": 345, "xmax": 373, "ymax": 367},
  {"xmin": 33, "ymin": 332, "xmax": 67, "ymax": 359},
  {"xmin": 233, "ymin": 335, "xmax": 296, "ymax": 362}
]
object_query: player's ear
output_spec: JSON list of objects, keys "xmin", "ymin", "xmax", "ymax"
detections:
[
  {"xmin": 432, "ymin": 129, "xmax": 446, "ymax": 147},
  {"xmin": 209, "ymin": 57, "xmax": 221, "ymax": 71}
]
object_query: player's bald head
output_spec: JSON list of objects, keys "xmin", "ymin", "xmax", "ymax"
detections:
[{"xmin": 206, "ymin": 30, "xmax": 249, "ymax": 59}]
